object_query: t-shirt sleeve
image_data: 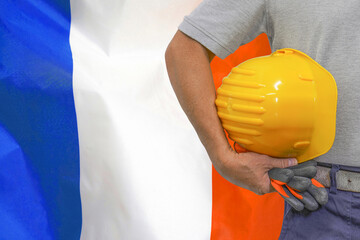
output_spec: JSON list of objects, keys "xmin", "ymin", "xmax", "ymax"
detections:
[{"xmin": 178, "ymin": 0, "xmax": 268, "ymax": 59}]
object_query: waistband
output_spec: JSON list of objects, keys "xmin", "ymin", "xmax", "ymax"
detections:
[
  {"xmin": 315, "ymin": 162, "xmax": 360, "ymax": 192},
  {"xmin": 317, "ymin": 161, "xmax": 360, "ymax": 173}
]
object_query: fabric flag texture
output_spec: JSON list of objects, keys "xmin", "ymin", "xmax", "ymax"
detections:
[{"xmin": 0, "ymin": 0, "xmax": 284, "ymax": 239}]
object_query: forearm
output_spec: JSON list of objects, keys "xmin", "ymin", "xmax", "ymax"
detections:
[
  {"xmin": 165, "ymin": 31, "xmax": 230, "ymax": 161},
  {"xmin": 165, "ymin": 31, "xmax": 297, "ymax": 194}
]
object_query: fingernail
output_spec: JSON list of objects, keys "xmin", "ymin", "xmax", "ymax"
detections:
[{"xmin": 289, "ymin": 158, "xmax": 298, "ymax": 166}]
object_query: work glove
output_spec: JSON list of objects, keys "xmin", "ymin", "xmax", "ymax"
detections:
[
  {"xmin": 269, "ymin": 160, "xmax": 328, "ymax": 211},
  {"xmin": 234, "ymin": 142, "xmax": 328, "ymax": 212}
]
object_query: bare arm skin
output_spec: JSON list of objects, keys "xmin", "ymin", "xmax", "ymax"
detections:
[{"xmin": 165, "ymin": 31, "xmax": 297, "ymax": 195}]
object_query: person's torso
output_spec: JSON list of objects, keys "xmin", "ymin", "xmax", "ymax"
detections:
[{"xmin": 267, "ymin": 0, "xmax": 360, "ymax": 166}]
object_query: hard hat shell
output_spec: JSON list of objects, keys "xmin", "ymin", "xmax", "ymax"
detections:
[{"xmin": 216, "ymin": 48, "xmax": 337, "ymax": 163}]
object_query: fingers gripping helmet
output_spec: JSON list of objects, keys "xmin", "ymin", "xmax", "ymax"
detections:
[{"xmin": 216, "ymin": 48, "xmax": 337, "ymax": 163}]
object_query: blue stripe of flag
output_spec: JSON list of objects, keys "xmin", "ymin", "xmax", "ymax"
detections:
[{"xmin": 0, "ymin": 0, "xmax": 82, "ymax": 239}]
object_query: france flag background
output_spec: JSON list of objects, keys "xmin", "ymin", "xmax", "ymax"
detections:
[
  {"xmin": 0, "ymin": 0, "xmax": 284, "ymax": 239},
  {"xmin": 0, "ymin": 0, "xmax": 213, "ymax": 239},
  {"xmin": 0, "ymin": 0, "xmax": 81, "ymax": 239}
]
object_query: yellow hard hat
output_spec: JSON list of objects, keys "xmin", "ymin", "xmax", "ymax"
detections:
[{"xmin": 216, "ymin": 48, "xmax": 337, "ymax": 163}]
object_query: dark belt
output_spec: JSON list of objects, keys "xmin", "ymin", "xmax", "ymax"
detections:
[{"xmin": 315, "ymin": 166, "xmax": 360, "ymax": 193}]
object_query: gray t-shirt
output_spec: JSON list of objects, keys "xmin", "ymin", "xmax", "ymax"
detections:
[{"xmin": 179, "ymin": 0, "xmax": 360, "ymax": 166}]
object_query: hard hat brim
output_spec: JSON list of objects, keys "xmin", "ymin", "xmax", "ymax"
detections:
[{"xmin": 288, "ymin": 49, "xmax": 337, "ymax": 162}]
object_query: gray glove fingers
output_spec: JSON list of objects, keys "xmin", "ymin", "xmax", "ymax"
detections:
[
  {"xmin": 287, "ymin": 176, "xmax": 312, "ymax": 192},
  {"xmin": 298, "ymin": 191, "xmax": 319, "ymax": 211},
  {"xmin": 292, "ymin": 166, "xmax": 317, "ymax": 178},
  {"xmin": 308, "ymin": 184, "xmax": 329, "ymax": 205},
  {"xmin": 268, "ymin": 168, "xmax": 294, "ymax": 183},
  {"xmin": 282, "ymin": 186, "xmax": 304, "ymax": 211},
  {"xmin": 288, "ymin": 160, "xmax": 317, "ymax": 170}
]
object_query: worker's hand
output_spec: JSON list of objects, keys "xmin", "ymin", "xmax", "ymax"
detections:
[
  {"xmin": 269, "ymin": 160, "xmax": 328, "ymax": 211},
  {"xmin": 211, "ymin": 145, "xmax": 298, "ymax": 195},
  {"xmin": 233, "ymin": 142, "xmax": 328, "ymax": 211}
]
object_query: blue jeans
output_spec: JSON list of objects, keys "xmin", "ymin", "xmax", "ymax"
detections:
[{"xmin": 279, "ymin": 163, "xmax": 360, "ymax": 240}]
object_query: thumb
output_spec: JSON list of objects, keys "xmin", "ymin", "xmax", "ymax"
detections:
[{"xmin": 269, "ymin": 157, "xmax": 298, "ymax": 169}]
